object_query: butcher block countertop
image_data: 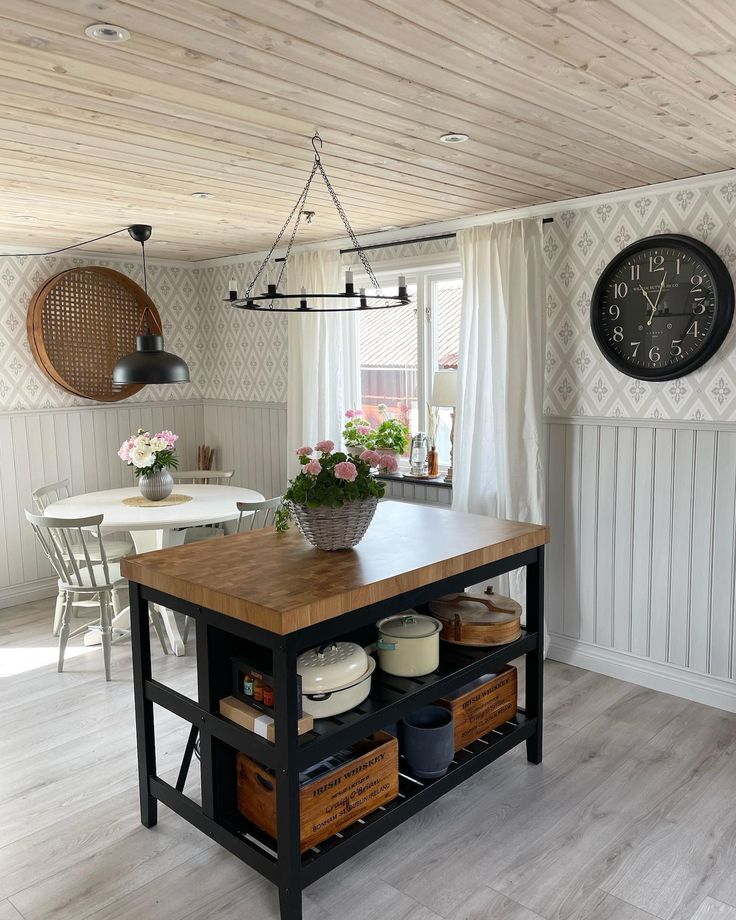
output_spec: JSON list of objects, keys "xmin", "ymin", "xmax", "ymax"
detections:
[{"xmin": 121, "ymin": 501, "xmax": 549, "ymax": 635}]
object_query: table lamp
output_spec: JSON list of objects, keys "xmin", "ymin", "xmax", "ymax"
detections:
[{"xmin": 431, "ymin": 370, "xmax": 458, "ymax": 483}]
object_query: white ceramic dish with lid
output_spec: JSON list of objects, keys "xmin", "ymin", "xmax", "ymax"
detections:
[
  {"xmin": 297, "ymin": 641, "xmax": 375, "ymax": 718},
  {"xmin": 376, "ymin": 612, "xmax": 442, "ymax": 677}
]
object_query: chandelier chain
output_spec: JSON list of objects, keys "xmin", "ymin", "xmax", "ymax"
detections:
[
  {"xmin": 315, "ymin": 161, "xmax": 382, "ymax": 294},
  {"xmin": 236, "ymin": 133, "xmax": 399, "ymax": 311},
  {"xmin": 243, "ymin": 161, "xmax": 319, "ymax": 299}
]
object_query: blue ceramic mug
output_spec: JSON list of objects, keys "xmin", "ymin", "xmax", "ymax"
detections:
[{"xmin": 401, "ymin": 705, "xmax": 455, "ymax": 779}]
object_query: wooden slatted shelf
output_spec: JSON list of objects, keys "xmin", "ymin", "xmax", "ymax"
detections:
[
  {"xmin": 224, "ymin": 712, "xmax": 534, "ymax": 884},
  {"xmin": 296, "ymin": 630, "xmax": 536, "ymax": 765}
]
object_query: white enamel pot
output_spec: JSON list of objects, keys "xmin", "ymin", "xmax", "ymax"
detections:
[
  {"xmin": 300, "ymin": 656, "xmax": 375, "ymax": 718},
  {"xmin": 376, "ymin": 613, "xmax": 442, "ymax": 677},
  {"xmin": 297, "ymin": 641, "xmax": 376, "ymax": 718}
]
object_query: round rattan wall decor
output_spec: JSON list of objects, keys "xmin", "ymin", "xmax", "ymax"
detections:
[{"xmin": 27, "ymin": 267, "xmax": 162, "ymax": 402}]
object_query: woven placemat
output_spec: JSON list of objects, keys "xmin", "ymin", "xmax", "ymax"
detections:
[{"xmin": 122, "ymin": 493, "xmax": 193, "ymax": 508}]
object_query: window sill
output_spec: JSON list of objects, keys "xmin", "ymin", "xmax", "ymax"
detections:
[{"xmin": 376, "ymin": 472, "xmax": 452, "ymax": 489}]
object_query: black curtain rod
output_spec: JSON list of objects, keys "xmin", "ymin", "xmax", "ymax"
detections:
[{"xmin": 274, "ymin": 218, "xmax": 553, "ymax": 262}]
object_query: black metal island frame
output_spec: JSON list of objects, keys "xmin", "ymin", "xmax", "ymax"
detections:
[{"xmin": 121, "ymin": 501, "xmax": 549, "ymax": 920}]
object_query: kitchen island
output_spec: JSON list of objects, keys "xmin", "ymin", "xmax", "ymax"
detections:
[{"xmin": 121, "ymin": 501, "xmax": 549, "ymax": 920}]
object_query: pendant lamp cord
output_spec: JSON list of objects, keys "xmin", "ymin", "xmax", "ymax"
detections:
[
  {"xmin": 0, "ymin": 226, "xmax": 131, "ymax": 258},
  {"xmin": 136, "ymin": 238, "xmax": 157, "ymax": 336}
]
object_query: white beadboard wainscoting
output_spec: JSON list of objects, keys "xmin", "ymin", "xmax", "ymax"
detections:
[
  {"xmin": 0, "ymin": 400, "xmax": 204, "ymax": 608},
  {"xmin": 545, "ymin": 415, "xmax": 736, "ymax": 712},
  {"xmin": 202, "ymin": 400, "xmax": 287, "ymax": 500}
]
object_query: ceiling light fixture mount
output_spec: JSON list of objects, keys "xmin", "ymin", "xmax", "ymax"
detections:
[
  {"xmin": 228, "ymin": 134, "xmax": 410, "ymax": 313},
  {"xmin": 112, "ymin": 224, "xmax": 190, "ymax": 387},
  {"xmin": 84, "ymin": 23, "xmax": 130, "ymax": 43},
  {"xmin": 191, "ymin": 191, "xmax": 214, "ymax": 199},
  {"xmin": 439, "ymin": 132, "xmax": 469, "ymax": 144}
]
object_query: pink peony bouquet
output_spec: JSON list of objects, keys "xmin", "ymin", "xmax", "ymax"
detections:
[
  {"xmin": 118, "ymin": 428, "xmax": 179, "ymax": 479},
  {"xmin": 274, "ymin": 440, "xmax": 386, "ymax": 532}
]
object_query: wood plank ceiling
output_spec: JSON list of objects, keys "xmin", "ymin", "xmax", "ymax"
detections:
[{"xmin": 0, "ymin": 0, "xmax": 735, "ymax": 260}]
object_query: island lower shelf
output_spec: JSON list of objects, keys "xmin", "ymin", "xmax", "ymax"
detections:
[{"xmin": 225, "ymin": 709, "xmax": 535, "ymax": 885}]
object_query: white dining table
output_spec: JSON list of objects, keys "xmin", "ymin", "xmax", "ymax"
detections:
[{"xmin": 43, "ymin": 484, "xmax": 265, "ymax": 655}]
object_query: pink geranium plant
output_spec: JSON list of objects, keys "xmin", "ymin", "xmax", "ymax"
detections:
[
  {"xmin": 342, "ymin": 409, "xmax": 376, "ymax": 450},
  {"xmin": 275, "ymin": 440, "xmax": 385, "ymax": 532}
]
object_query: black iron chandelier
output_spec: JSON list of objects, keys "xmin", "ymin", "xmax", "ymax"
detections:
[{"xmin": 227, "ymin": 134, "xmax": 410, "ymax": 313}]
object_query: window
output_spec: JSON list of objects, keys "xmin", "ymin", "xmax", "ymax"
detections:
[{"xmin": 356, "ymin": 266, "xmax": 462, "ymax": 467}]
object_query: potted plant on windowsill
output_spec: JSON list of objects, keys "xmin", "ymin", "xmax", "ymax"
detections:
[
  {"xmin": 342, "ymin": 409, "xmax": 376, "ymax": 455},
  {"xmin": 118, "ymin": 428, "xmax": 179, "ymax": 501},
  {"xmin": 373, "ymin": 404, "xmax": 409, "ymax": 475},
  {"xmin": 276, "ymin": 441, "xmax": 398, "ymax": 550}
]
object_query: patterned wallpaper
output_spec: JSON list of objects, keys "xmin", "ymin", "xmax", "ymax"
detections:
[
  {"xmin": 544, "ymin": 176, "xmax": 736, "ymax": 421},
  {"xmin": 196, "ymin": 257, "xmax": 288, "ymax": 404},
  {"xmin": 0, "ymin": 236, "xmax": 460, "ymax": 413},
  {"xmin": 0, "ymin": 253, "xmax": 202, "ymax": 411}
]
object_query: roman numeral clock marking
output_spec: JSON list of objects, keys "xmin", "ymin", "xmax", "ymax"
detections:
[{"xmin": 590, "ymin": 234, "xmax": 734, "ymax": 382}]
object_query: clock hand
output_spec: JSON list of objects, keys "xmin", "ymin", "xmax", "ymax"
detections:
[
  {"xmin": 639, "ymin": 285, "xmax": 658, "ymax": 324},
  {"xmin": 654, "ymin": 272, "xmax": 668, "ymax": 309},
  {"xmin": 647, "ymin": 272, "xmax": 668, "ymax": 326}
]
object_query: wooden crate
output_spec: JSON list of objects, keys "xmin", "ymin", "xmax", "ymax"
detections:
[
  {"xmin": 236, "ymin": 732, "xmax": 398, "ymax": 852},
  {"xmin": 437, "ymin": 666, "xmax": 517, "ymax": 751}
]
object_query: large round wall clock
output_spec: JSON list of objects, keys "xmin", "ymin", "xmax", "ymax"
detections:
[{"xmin": 590, "ymin": 234, "xmax": 734, "ymax": 381}]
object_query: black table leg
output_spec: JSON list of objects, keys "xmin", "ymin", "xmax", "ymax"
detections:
[
  {"xmin": 273, "ymin": 634, "xmax": 303, "ymax": 920},
  {"xmin": 525, "ymin": 545, "xmax": 544, "ymax": 764},
  {"xmin": 130, "ymin": 581, "xmax": 157, "ymax": 827}
]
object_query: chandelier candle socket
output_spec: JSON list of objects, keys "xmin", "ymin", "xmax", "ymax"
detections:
[
  {"xmin": 227, "ymin": 134, "xmax": 410, "ymax": 314},
  {"xmin": 228, "ymin": 277, "xmax": 237, "ymax": 301}
]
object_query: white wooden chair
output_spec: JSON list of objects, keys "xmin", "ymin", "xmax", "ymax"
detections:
[
  {"xmin": 172, "ymin": 470, "xmax": 236, "ymax": 543},
  {"xmin": 32, "ymin": 480, "xmax": 133, "ymax": 636},
  {"xmin": 172, "ymin": 470, "xmax": 235, "ymax": 484},
  {"xmin": 236, "ymin": 496, "xmax": 282, "ymax": 532},
  {"xmin": 33, "ymin": 480, "xmax": 134, "ymax": 560},
  {"xmin": 25, "ymin": 510, "xmax": 169, "ymax": 680}
]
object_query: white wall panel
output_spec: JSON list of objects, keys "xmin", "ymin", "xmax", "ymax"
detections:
[
  {"xmin": 546, "ymin": 417, "xmax": 736, "ymax": 708},
  {"xmin": 202, "ymin": 401, "xmax": 287, "ymax": 501},
  {"xmin": 0, "ymin": 400, "xmax": 204, "ymax": 608}
]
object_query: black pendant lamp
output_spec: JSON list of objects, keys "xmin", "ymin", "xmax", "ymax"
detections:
[{"xmin": 112, "ymin": 225, "xmax": 190, "ymax": 386}]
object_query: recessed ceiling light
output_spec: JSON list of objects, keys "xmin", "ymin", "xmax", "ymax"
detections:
[
  {"xmin": 191, "ymin": 191, "xmax": 214, "ymax": 199},
  {"xmin": 84, "ymin": 23, "xmax": 130, "ymax": 43},
  {"xmin": 439, "ymin": 132, "xmax": 469, "ymax": 144}
]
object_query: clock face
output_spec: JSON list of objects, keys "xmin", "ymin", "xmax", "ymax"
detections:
[{"xmin": 590, "ymin": 234, "xmax": 734, "ymax": 381}]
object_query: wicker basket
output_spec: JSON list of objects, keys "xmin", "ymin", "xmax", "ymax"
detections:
[{"xmin": 290, "ymin": 497, "xmax": 378, "ymax": 550}]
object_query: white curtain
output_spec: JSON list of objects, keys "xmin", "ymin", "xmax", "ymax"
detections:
[
  {"xmin": 286, "ymin": 249, "xmax": 360, "ymax": 480},
  {"xmin": 453, "ymin": 219, "xmax": 546, "ymax": 622}
]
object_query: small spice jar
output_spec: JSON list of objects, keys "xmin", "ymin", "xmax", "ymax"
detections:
[
  {"xmin": 243, "ymin": 676, "xmax": 254, "ymax": 697},
  {"xmin": 262, "ymin": 685, "xmax": 274, "ymax": 707},
  {"xmin": 253, "ymin": 679, "xmax": 264, "ymax": 702}
]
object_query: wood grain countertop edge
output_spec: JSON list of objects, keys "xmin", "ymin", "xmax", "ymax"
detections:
[{"xmin": 121, "ymin": 521, "xmax": 549, "ymax": 635}]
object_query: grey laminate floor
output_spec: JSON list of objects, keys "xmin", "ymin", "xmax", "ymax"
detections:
[{"xmin": 2, "ymin": 598, "xmax": 736, "ymax": 920}]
